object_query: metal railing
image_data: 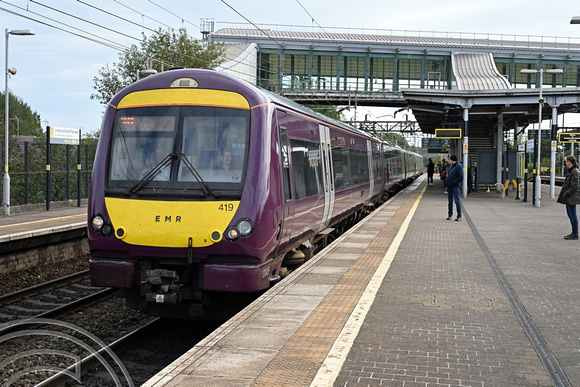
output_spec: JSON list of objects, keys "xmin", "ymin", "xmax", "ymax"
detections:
[{"xmin": 215, "ymin": 22, "xmax": 580, "ymax": 51}]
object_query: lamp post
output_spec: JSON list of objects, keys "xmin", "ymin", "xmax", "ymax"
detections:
[
  {"xmin": 519, "ymin": 68, "xmax": 563, "ymax": 207},
  {"xmin": 571, "ymin": 16, "xmax": 580, "ymax": 24},
  {"xmin": 4, "ymin": 28, "xmax": 35, "ymax": 215}
]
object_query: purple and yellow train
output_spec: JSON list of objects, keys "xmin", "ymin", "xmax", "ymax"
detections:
[{"xmin": 88, "ymin": 68, "xmax": 422, "ymax": 318}]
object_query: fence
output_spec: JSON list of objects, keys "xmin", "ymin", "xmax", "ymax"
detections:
[{"xmin": 1, "ymin": 138, "xmax": 96, "ymax": 209}]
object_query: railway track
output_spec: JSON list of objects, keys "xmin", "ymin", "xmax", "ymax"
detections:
[
  {"xmin": 34, "ymin": 317, "xmax": 223, "ymax": 386},
  {"xmin": 0, "ymin": 271, "xmax": 114, "ymax": 324},
  {"xmin": 0, "ymin": 269, "xmax": 226, "ymax": 386}
]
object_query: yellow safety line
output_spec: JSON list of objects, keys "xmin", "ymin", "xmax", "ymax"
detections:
[
  {"xmin": 310, "ymin": 183, "xmax": 427, "ymax": 387},
  {"xmin": 0, "ymin": 214, "xmax": 85, "ymax": 229}
]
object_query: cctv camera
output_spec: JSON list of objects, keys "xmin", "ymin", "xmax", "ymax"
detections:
[{"xmin": 8, "ymin": 68, "xmax": 17, "ymax": 75}]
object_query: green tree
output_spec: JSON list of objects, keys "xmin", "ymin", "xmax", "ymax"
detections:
[
  {"xmin": 381, "ymin": 133, "xmax": 411, "ymax": 148},
  {"xmin": 91, "ymin": 28, "xmax": 225, "ymax": 106},
  {"xmin": 0, "ymin": 92, "xmax": 42, "ymax": 136},
  {"xmin": 306, "ymin": 105, "xmax": 343, "ymax": 121}
]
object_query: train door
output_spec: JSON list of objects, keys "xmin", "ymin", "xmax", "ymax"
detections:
[
  {"xmin": 275, "ymin": 110, "xmax": 294, "ymax": 255},
  {"xmin": 366, "ymin": 140, "xmax": 374, "ymax": 204},
  {"xmin": 319, "ymin": 124, "xmax": 335, "ymax": 230}
]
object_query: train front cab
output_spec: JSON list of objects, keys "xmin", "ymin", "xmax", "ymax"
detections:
[{"xmin": 88, "ymin": 74, "xmax": 286, "ymax": 318}]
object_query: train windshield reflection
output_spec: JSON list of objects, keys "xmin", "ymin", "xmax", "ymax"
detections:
[{"xmin": 107, "ymin": 106, "xmax": 250, "ymax": 192}]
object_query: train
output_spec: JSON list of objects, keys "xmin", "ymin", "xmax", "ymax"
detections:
[{"xmin": 87, "ymin": 68, "xmax": 423, "ymax": 319}]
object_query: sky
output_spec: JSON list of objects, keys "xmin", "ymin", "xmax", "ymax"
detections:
[{"xmin": 2, "ymin": 0, "xmax": 580, "ymax": 136}]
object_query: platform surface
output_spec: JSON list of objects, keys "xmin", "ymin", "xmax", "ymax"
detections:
[
  {"xmin": 0, "ymin": 206, "xmax": 86, "ymax": 242},
  {"xmin": 141, "ymin": 176, "xmax": 579, "ymax": 387}
]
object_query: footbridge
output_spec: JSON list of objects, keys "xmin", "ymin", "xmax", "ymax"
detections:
[{"xmin": 209, "ymin": 25, "xmax": 580, "ymax": 202}]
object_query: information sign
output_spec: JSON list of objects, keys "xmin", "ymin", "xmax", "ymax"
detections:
[
  {"xmin": 49, "ymin": 127, "xmax": 81, "ymax": 145},
  {"xmin": 527, "ymin": 139, "xmax": 534, "ymax": 153},
  {"xmin": 421, "ymin": 138, "xmax": 451, "ymax": 147},
  {"xmin": 558, "ymin": 132, "xmax": 580, "ymax": 143},
  {"xmin": 435, "ymin": 128, "xmax": 462, "ymax": 139}
]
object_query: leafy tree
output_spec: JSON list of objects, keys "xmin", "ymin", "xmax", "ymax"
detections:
[
  {"xmin": 0, "ymin": 92, "xmax": 42, "ymax": 136},
  {"xmin": 91, "ymin": 28, "xmax": 225, "ymax": 106},
  {"xmin": 306, "ymin": 104, "xmax": 342, "ymax": 121},
  {"xmin": 381, "ymin": 133, "xmax": 411, "ymax": 148}
]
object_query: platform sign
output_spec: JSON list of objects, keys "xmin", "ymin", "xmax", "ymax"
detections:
[
  {"xmin": 435, "ymin": 128, "xmax": 462, "ymax": 139},
  {"xmin": 422, "ymin": 138, "xmax": 451, "ymax": 147},
  {"xmin": 427, "ymin": 148, "xmax": 449, "ymax": 153},
  {"xmin": 46, "ymin": 125, "xmax": 83, "ymax": 211},
  {"xmin": 527, "ymin": 139, "xmax": 534, "ymax": 153},
  {"xmin": 558, "ymin": 132, "xmax": 580, "ymax": 143},
  {"xmin": 49, "ymin": 126, "xmax": 80, "ymax": 145}
]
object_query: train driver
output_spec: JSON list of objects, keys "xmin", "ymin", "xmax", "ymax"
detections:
[{"xmin": 221, "ymin": 148, "xmax": 232, "ymax": 170}]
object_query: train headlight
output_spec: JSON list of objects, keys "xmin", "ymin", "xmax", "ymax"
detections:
[
  {"xmin": 91, "ymin": 215, "xmax": 114, "ymax": 237},
  {"xmin": 236, "ymin": 219, "xmax": 254, "ymax": 237},
  {"xmin": 226, "ymin": 228, "xmax": 239, "ymax": 241},
  {"xmin": 101, "ymin": 224, "xmax": 114, "ymax": 236},
  {"xmin": 91, "ymin": 216, "xmax": 104, "ymax": 231},
  {"xmin": 225, "ymin": 219, "xmax": 254, "ymax": 241}
]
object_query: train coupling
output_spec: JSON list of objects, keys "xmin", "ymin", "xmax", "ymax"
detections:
[{"xmin": 143, "ymin": 269, "xmax": 182, "ymax": 304}]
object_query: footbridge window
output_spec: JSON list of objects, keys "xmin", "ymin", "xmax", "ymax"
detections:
[
  {"xmin": 399, "ymin": 58, "xmax": 423, "ymax": 88},
  {"xmin": 370, "ymin": 57, "xmax": 394, "ymax": 92}
]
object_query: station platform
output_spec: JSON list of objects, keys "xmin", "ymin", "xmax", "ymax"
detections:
[
  {"xmin": 0, "ymin": 206, "xmax": 87, "ymax": 263},
  {"xmin": 0, "ymin": 206, "xmax": 86, "ymax": 239},
  {"xmin": 144, "ymin": 176, "xmax": 580, "ymax": 387}
]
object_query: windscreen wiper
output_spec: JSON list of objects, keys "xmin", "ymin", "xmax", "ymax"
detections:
[
  {"xmin": 129, "ymin": 153, "xmax": 174, "ymax": 194},
  {"xmin": 176, "ymin": 152, "xmax": 215, "ymax": 197}
]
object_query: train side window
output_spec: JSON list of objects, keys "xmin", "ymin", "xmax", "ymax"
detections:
[
  {"xmin": 351, "ymin": 149, "xmax": 370, "ymax": 184},
  {"xmin": 331, "ymin": 146, "xmax": 345, "ymax": 189},
  {"xmin": 373, "ymin": 152, "xmax": 381, "ymax": 178},
  {"xmin": 290, "ymin": 139, "xmax": 323, "ymax": 200}
]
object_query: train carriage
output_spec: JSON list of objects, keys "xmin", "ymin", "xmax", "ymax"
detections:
[{"xmin": 88, "ymin": 68, "xmax": 420, "ymax": 318}]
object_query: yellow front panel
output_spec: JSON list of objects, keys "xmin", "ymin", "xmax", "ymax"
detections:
[
  {"xmin": 105, "ymin": 198, "xmax": 240, "ymax": 248},
  {"xmin": 116, "ymin": 89, "xmax": 250, "ymax": 110}
]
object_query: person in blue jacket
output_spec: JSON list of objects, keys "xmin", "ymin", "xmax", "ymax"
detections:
[{"xmin": 445, "ymin": 155, "xmax": 464, "ymax": 221}]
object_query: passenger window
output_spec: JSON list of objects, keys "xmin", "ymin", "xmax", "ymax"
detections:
[{"xmin": 290, "ymin": 139, "xmax": 323, "ymax": 199}]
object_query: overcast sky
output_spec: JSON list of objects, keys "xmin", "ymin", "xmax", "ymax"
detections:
[{"xmin": 2, "ymin": 0, "xmax": 580, "ymax": 135}]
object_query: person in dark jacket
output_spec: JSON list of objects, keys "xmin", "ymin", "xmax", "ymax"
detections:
[
  {"xmin": 426, "ymin": 158, "xmax": 435, "ymax": 185},
  {"xmin": 557, "ymin": 155, "xmax": 580, "ymax": 240},
  {"xmin": 445, "ymin": 155, "xmax": 464, "ymax": 221}
]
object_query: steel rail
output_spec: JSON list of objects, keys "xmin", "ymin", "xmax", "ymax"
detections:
[{"xmin": 0, "ymin": 270, "xmax": 89, "ymax": 305}]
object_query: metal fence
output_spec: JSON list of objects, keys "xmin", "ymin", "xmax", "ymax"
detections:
[{"xmin": 1, "ymin": 140, "xmax": 96, "ymax": 208}]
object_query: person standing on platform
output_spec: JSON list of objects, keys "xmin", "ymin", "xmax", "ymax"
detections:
[
  {"xmin": 445, "ymin": 155, "xmax": 464, "ymax": 221},
  {"xmin": 467, "ymin": 165, "xmax": 473, "ymax": 194},
  {"xmin": 426, "ymin": 158, "xmax": 435, "ymax": 185},
  {"xmin": 557, "ymin": 155, "xmax": 580, "ymax": 240},
  {"xmin": 441, "ymin": 160, "xmax": 449, "ymax": 192}
]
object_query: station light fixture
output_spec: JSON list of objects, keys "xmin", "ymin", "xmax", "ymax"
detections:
[{"xmin": 4, "ymin": 28, "xmax": 35, "ymax": 215}]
